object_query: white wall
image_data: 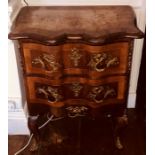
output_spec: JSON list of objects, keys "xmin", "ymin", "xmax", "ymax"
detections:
[
  {"xmin": 8, "ymin": 0, "xmax": 29, "ymax": 134},
  {"xmin": 8, "ymin": 0, "xmax": 145, "ymax": 134}
]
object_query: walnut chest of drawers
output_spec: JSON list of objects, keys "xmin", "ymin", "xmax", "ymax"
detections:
[{"xmin": 9, "ymin": 6, "xmax": 143, "ymax": 151}]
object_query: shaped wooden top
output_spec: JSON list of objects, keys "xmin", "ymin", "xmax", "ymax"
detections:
[{"xmin": 9, "ymin": 6, "xmax": 143, "ymax": 45}]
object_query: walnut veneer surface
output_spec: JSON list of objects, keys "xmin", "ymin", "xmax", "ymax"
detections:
[
  {"xmin": 9, "ymin": 6, "xmax": 144, "ymax": 151},
  {"xmin": 9, "ymin": 6, "xmax": 143, "ymax": 45},
  {"xmin": 22, "ymin": 42, "xmax": 129, "ymax": 78}
]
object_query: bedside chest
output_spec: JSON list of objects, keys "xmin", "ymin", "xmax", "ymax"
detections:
[{"xmin": 9, "ymin": 6, "xmax": 144, "ymax": 151}]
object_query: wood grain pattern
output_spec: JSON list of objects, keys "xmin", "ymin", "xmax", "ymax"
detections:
[
  {"xmin": 9, "ymin": 6, "xmax": 143, "ymax": 45},
  {"xmin": 25, "ymin": 76, "xmax": 127, "ymax": 108},
  {"xmin": 22, "ymin": 43, "xmax": 63, "ymax": 78},
  {"xmin": 21, "ymin": 42, "xmax": 130, "ymax": 79}
]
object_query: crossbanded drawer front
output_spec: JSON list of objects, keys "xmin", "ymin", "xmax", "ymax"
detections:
[
  {"xmin": 21, "ymin": 42, "xmax": 130, "ymax": 78},
  {"xmin": 22, "ymin": 43, "xmax": 63, "ymax": 78},
  {"xmin": 26, "ymin": 76, "xmax": 127, "ymax": 108},
  {"xmin": 63, "ymin": 42, "xmax": 130, "ymax": 78}
]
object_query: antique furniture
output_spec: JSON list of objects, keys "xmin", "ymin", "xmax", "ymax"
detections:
[{"xmin": 9, "ymin": 6, "xmax": 143, "ymax": 151}]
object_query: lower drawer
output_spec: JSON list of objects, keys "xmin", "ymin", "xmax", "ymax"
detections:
[{"xmin": 26, "ymin": 76, "xmax": 128, "ymax": 108}]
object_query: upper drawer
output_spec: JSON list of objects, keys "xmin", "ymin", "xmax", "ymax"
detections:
[{"xmin": 21, "ymin": 42, "xmax": 130, "ymax": 78}]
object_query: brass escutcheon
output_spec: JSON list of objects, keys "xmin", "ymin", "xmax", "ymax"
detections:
[{"xmin": 69, "ymin": 48, "xmax": 83, "ymax": 66}]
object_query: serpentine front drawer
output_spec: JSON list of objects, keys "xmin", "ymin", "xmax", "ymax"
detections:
[
  {"xmin": 26, "ymin": 76, "xmax": 127, "ymax": 108},
  {"xmin": 21, "ymin": 42, "xmax": 130, "ymax": 79}
]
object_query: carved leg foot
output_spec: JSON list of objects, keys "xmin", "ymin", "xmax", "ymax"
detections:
[
  {"xmin": 30, "ymin": 137, "xmax": 39, "ymax": 151},
  {"xmin": 113, "ymin": 114, "xmax": 128, "ymax": 150},
  {"xmin": 115, "ymin": 136, "xmax": 123, "ymax": 149},
  {"xmin": 28, "ymin": 115, "xmax": 40, "ymax": 151}
]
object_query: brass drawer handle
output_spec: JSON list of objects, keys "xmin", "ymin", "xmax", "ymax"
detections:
[
  {"xmin": 37, "ymin": 87, "xmax": 48, "ymax": 99},
  {"xmin": 32, "ymin": 58, "xmax": 45, "ymax": 68},
  {"xmin": 47, "ymin": 86, "xmax": 62, "ymax": 102},
  {"xmin": 106, "ymin": 57, "xmax": 119, "ymax": 68},
  {"xmin": 103, "ymin": 88, "xmax": 115, "ymax": 98},
  {"xmin": 88, "ymin": 53, "xmax": 119, "ymax": 72},
  {"xmin": 88, "ymin": 86, "xmax": 116, "ymax": 103},
  {"xmin": 32, "ymin": 53, "xmax": 61, "ymax": 73},
  {"xmin": 93, "ymin": 98, "xmax": 103, "ymax": 104},
  {"xmin": 37, "ymin": 86, "xmax": 62, "ymax": 103}
]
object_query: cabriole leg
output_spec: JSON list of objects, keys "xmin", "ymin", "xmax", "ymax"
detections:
[
  {"xmin": 28, "ymin": 115, "xmax": 40, "ymax": 151},
  {"xmin": 113, "ymin": 113, "xmax": 128, "ymax": 149}
]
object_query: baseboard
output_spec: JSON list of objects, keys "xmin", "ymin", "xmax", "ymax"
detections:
[
  {"xmin": 8, "ymin": 98, "xmax": 29, "ymax": 135},
  {"xmin": 127, "ymin": 93, "xmax": 137, "ymax": 108},
  {"xmin": 24, "ymin": 0, "xmax": 143, "ymax": 7},
  {"xmin": 8, "ymin": 111, "xmax": 29, "ymax": 135}
]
